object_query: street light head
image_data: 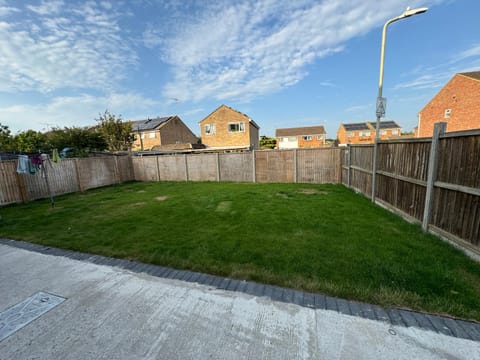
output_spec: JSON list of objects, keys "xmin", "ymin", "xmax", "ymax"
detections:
[{"xmin": 401, "ymin": 6, "xmax": 428, "ymax": 18}]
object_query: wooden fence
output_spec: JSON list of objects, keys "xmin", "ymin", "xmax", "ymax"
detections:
[
  {"xmin": 1, "ymin": 148, "xmax": 341, "ymax": 206},
  {"xmin": 0, "ymin": 156, "xmax": 134, "ymax": 205},
  {"xmin": 342, "ymin": 122, "xmax": 480, "ymax": 255}
]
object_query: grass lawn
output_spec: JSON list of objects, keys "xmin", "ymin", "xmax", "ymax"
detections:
[{"xmin": 1, "ymin": 181, "xmax": 480, "ymax": 321}]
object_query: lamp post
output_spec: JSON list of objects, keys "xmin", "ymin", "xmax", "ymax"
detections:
[{"xmin": 371, "ymin": 6, "xmax": 428, "ymax": 202}]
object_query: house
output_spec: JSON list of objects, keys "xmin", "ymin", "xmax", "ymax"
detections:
[
  {"xmin": 275, "ymin": 126, "xmax": 326, "ymax": 149},
  {"xmin": 130, "ymin": 116, "xmax": 197, "ymax": 151},
  {"xmin": 199, "ymin": 105, "xmax": 260, "ymax": 150},
  {"xmin": 337, "ymin": 121, "xmax": 401, "ymax": 145},
  {"xmin": 417, "ymin": 71, "xmax": 480, "ymax": 137}
]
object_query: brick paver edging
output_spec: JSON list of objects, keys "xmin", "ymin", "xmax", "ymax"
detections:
[{"xmin": 1, "ymin": 238, "xmax": 479, "ymax": 342}]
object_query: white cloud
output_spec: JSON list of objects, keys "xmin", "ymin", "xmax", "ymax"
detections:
[
  {"xmin": 155, "ymin": 0, "xmax": 432, "ymax": 103},
  {"xmin": 0, "ymin": 92, "xmax": 159, "ymax": 133},
  {"xmin": 0, "ymin": 1, "xmax": 136, "ymax": 94}
]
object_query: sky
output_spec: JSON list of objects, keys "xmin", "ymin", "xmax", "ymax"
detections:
[{"xmin": 0, "ymin": 0, "xmax": 479, "ymax": 139}]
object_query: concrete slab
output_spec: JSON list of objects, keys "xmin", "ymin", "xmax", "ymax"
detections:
[{"xmin": 0, "ymin": 243, "xmax": 479, "ymax": 359}]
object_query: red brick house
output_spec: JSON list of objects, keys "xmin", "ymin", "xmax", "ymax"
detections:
[
  {"xmin": 337, "ymin": 121, "xmax": 401, "ymax": 145},
  {"xmin": 275, "ymin": 126, "xmax": 326, "ymax": 149},
  {"xmin": 199, "ymin": 105, "xmax": 260, "ymax": 150},
  {"xmin": 417, "ymin": 71, "xmax": 480, "ymax": 137},
  {"xmin": 131, "ymin": 116, "xmax": 197, "ymax": 151}
]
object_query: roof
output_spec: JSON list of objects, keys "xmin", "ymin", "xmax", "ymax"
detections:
[
  {"xmin": 131, "ymin": 116, "xmax": 175, "ymax": 131},
  {"xmin": 459, "ymin": 71, "xmax": 480, "ymax": 81},
  {"xmin": 199, "ymin": 104, "xmax": 260, "ymax": 129},
  {"xmin": 276, "ymin": 126, "xmax": 326, "ymax": 137},
  {"xmin": 342, "ymin": 122, "xmax": 371, "ymax": 131},
  {"xmin": 341, "ymin": 121, "xmax": 400, "ymax": 131},
  {"xmin": 370, "ymin": 121, "xmax": 401, "ymax": 129}
]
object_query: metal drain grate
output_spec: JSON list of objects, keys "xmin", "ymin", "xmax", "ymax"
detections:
[{"xmin": 0, "ymin": 291, "xmax": 66, "ymax": 342}]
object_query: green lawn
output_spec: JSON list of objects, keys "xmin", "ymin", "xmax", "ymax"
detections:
[{"xmin": 1, "ymin": 181, "xmax": 480, "ymax": 321}]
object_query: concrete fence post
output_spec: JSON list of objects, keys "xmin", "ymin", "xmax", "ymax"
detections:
[
  {"xmin": 422, "ymin": 122, "xmax": 447, "ymax": 231},
  {"xmin": 252, "ymin": 150, "xmax": 256, "ymax": 183},
  {"xmin": 184, "ymin": 154, "xmax": 189, "ymax": 182},
  {"xmin": 293, "ymin": 149, "xmax": 298, "ymax": 183},
  {"xmin": 156, "ymin": 155, "xmax": 161, "ymax": 182},
  {"xmin": 216, "ymin": 152, "xmax": 221, "ymax": 182}
]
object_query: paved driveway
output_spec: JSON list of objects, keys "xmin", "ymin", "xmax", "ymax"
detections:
[{"xmin": 0, "ymin": 241, "xmax": 479, "ymax": 359}]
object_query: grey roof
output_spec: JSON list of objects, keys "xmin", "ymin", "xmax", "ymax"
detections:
[
  {"xmin": 343, "ymin": 122, "xmax": 370, "ymax": 131},
  {"xmin": 131, "ymin": 116, "xmax": 175, "ymax": 131},
  {"xmin": 276, "ymin": 126, "xmax": 326, "ymax": 137},
  {"xmin": 374, "ymin": 121, "xmax": 401, "ymax": 129},
  {"xmin": 459, "ymin": 71, "xmax": 480, "ymax": 81}
]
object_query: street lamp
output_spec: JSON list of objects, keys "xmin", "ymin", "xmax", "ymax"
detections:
[{"xmin": 371, "ymin": 6, "xmax": 428, "ymax": 202}]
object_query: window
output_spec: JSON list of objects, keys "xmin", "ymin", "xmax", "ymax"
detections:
[
  {"xmin": 228, "ymin": 122, "xmax": 245, "ymax": 133},
  {"xmin": 204, "ymin": 124, "xmax": 216, "ymax": 135},
  {"xmin": 359, "ymin": 131, "xmax": 371, "ymax": 137},
  {"xmin": 302, "ymin": 135, "xmax": 312, "ymax": 141},
  {"xmin": 141, "ymin": 133, "xmax": 146, "ymax": 139},
  {"xmin": 347, "ymin": 132, "xmax": 354, "ymax": 137},
  {"xmin": 317, "ymin": 134, "xmax": 324, "ymax": 140},
  {"xmin": 391, "ymin": 129, "xmax": 399, "ymax": 136},
  {"xmin": 380, "ymin": 130, "xmax": 387, "ymax": 136},
  {"xmin": 444, "ymin": 109, "xmax": 451, "ymax": 118},
  {"xmin": 149, "ymin": 132, "xmax": 155, "ymax": 138}
]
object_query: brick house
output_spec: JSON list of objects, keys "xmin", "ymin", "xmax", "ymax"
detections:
[
  {"xmin": 275, "ymin": 126, "xmax": 326, "ymax": 149},
  {"xmin": 337, "ymin": 121, "xmax": 401, "ymax": 145},
  {"xmin": 131, "ymin": 116, "xmax": 197, "ymax": 151},
  {"xmin": 199, "ymin": 105, "xmax": 260, "ymax": 150},
  {"xmin": 417, "ymin": 71, "xmax": 480, "ymax": 137}
]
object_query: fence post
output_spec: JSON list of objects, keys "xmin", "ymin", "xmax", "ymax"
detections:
[
  {"xmin": 216, "ymin": 152, "xmax": 221, "ymax": 182},
  {"xmin": 184, "ymin": 154, "xmax": 189, "ymax": 182},
  {"xmin": 371, "ymin": 139, "xmax": 379, "ymax": 202},
  {"xmin": 293, "ymin": 149, "xmax": 297, "ymax": 183},
  {"xmin": 74, "ymin": 158, "xmax": 83, "ymax": 192},
  {"xmin": 252, "ymin": 150, "xmax": 256, "ymax": 183},
  {"xmin": 15, "ymin": 171, "xmax": 29, "ymax": 203},
  {"xmin": 422, "ymin": 122, "xmax": 446, "ymax": 231},
  {"xmin": 156, "ymin": 155, "xmax": 161, "ymax": 182},
  {"xmin": 347, "ymin": 145, "xmax": 352, "ymax": 187}
]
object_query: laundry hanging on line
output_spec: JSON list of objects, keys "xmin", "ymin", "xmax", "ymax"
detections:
[{"xmin": 16, "ymin": 155, "xmax": 43, "ymax": 175}]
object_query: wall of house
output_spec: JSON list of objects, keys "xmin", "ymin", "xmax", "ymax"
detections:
[
  {"xmin": 159, "ymin": 117, "xmax": 197, "ymax": 146},
  {"xmin": 200, "ymin": 106, "xmax": 257, "ymax": 148},
  {"xmin": 337, "ymin": 126, "xmax": 400, "ymax": 145},
  {"xmin": 418, "ymin": 75, "xmax": 480, "ymax": 137},
  {"xmin": 132, "ymin": 130, "xmax": 160, "ymax": 151},
  {"xmin": 297, "ymin": 134, "xmax": 326, "ymax": 148}
]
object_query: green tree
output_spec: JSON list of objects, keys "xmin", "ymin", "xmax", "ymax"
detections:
[
  {"xmin": 46, "ymin": 126, "xmax": 107, "ymax": 156},
  {"xmin": 259, "ymin": 135, "xmax": 277, "ymax": 149},
  {"xmin": 96, "ymin": 110, "xmax": 134, "ymax": 151},
  {"xmin": 13, "ymin": 130, "xmax": 48, "ymax": 153},
  {"xmin": 0, "ymin": 123, "xmax": 13, "ymax": 151}
]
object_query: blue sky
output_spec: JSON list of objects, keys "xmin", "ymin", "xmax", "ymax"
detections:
[{"xmin": 0, "ymin": 0, "xmax": 479, "ymax": 138}]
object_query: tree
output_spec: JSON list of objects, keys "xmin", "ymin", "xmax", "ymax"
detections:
[
  {"xmin": 0, "ymin": 123, "xmax": 13, "ymax": 151},
  {"xmin": 46, "ymin": 126, "xmax": 107, "ymax": 156},
  {"xmin": 259, "ymin": 135, "xmax": 276, "ymax": 149},
  {"xmin": 96, "ymin": 110, "xmax": 134, "ymax": 151},
  {"xmin": 13, "ymin": 130, "xmax": 48, "ymax": 153}
]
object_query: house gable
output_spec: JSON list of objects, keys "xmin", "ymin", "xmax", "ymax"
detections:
[{"xmin": 417, "ymin": 71, "xmax": 480, "ymax": 137}]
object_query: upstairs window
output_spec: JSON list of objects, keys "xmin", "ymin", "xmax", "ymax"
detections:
[
  {"xmin": 444, "ymin": 109, "xmax": 451, "ymax": 118},
  {"xmin": 205, "ymin": 124, "xmax": 216, "ymax": 135},
  {"xmin": 359, "ymin": 131, "xmax": 371, "ymax": 137},
  {"xmin": 317, "ymin": 134, "xmax": 324, "ymax": 140},
  {"xmin": 347, "ymin": 132, "xmax": 354, "ymax": 137},
  {"xmin": 391, "ymin": 129, "xmax": 399, "ymax": 136},
  {"xmin": 380, "ymin": 130, "xmax": 387, "ymax": 136},
  {"xmin": 302, "ymin": 135, "xmax": 312, "ymax": 141},
  {"xmin": 228, "ymin": 122, "xmax": 245, "ymax": 133},
  {"xmin": 149, "ymin": 132, "xmax": 156, "ymax": 138}
]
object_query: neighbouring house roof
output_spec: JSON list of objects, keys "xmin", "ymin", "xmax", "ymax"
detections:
[
  {"xmin": 369, "ymin": 120, "xmax": 401, "ymax": 129},
  {"xmin": 275, "ymin": 126, "xmax": 326, "ymax": 137},
  {"xmin": 341, "ymin": 121, "xmax": 400, "ymax": 131},
  {"xmin": 342, "ymin": 122, "xmax": 371, "ymax": 131},
  {"xmin": 131, "ymin": 116, "xmax": 176, "ymax": 131},
  {"xmin": 199, "ymin": 104, "xmax": 260, "ymax": 129},
  {"xmin": 459, "ymin": 71, "xmax": 480, "ymax": 81}
]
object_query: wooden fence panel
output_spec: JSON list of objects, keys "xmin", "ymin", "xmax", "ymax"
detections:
[
  {"xmin": 157, "ymin": 155, "xmax": 187, "ymax": 181},
  {"xmin": 0, "ymin": 161, "xmax": 22, "ymax": 205},
  {"xmin": 348, "ymin": 146, "xmax": 373, "ymax": 194},
  {"xmin": 77, "ymin": 157, "xmax": 116, "ymax": 190},
  {"xmin": 187, "ymin": 154, "xmax": 217, "ymax": 181},
  {"xmin": 219, "ymin": 153, "xmax": 253, "ymax": 182},
  {"xmin": 297, "ymin": 148, "xmax": 340, "ymax": 183},
  {"xmin": 255, "ymin": 150, "xmax": 294, "ymax": 183}
]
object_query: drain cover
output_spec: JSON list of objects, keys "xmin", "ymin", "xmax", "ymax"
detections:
[{"xmin": 0, "ymin": 292, "xmax": 66, "ymax": 342}]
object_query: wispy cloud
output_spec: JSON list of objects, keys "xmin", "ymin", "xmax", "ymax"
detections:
[
  {"xmin": 0, "ymin": 92, "xmax": 159, "ymax": 132},
  {"xmin": 344, "ymin": 104, "xmax": 372, "ymax": 113},
  {"xmin": 395, "ymin": 43, "xmax": 480, "ymax": 90},
  {"xmin": 151, "ymin": 0, "xmax": 431, "ymax": 103},
  {"xmin": 0, "ymin": 1, "xmax": 137, "ymax": 94}
]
